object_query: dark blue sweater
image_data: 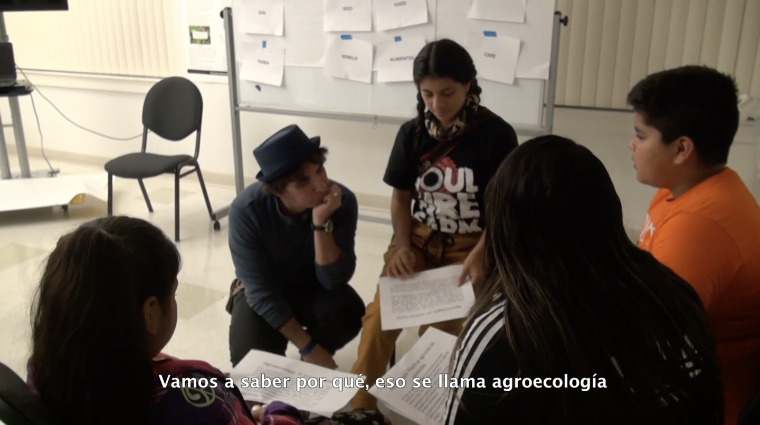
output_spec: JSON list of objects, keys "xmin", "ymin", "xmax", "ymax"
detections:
[{"xmin": 228, "ymin": 181, "xmax": 358, "ymax": 329}]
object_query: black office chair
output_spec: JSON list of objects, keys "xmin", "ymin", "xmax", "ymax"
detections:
[
  {"xmin": 105, "ymin": 76, "xmax": 216, "ymax": 242},
  {"xmin": 0, "ymin": 362, "xmax": 58, "ymax": 425}
]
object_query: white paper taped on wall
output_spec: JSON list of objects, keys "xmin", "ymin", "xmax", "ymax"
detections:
[
  {"xmin": 514, "ymin": 0, "xmax": 554, "ymax": 80},
  {"xmin": 368, "ymin": 328, "xmax": 457, "ymax": 425},
  {"xmin": 466, "ymin": 31, "xmax": 521, "ymax": 85},
  {"xmin": 324, "ymin": 0, "xmax": 372, "ymax": 32},
  {"xmin": 375, "ymin": 36, "xmax": 425, "ymax": 82},
  {"xmin": 185, "ymin": 0, "xmax": 227, "ymax": 74},
  {"xmin": 324, "ymin": 35, "xmax": 374, "ymax": 83},
  {"xmin": 374, "ymin": 0, "xmax": 429, "ymax": 31},
  {"xmin": 236, "ymin": 0, "xmax": 326, "ymax": 68},
  {"xmin": 241, "ymin": 0, "xmax": 284, "ymax": 36},
  {"xmin": 379, "ymin": 265, "xmax": 475, "ymax": 331},
  {"xmin": 468, "ymin": 0, "xmax": 528, "ymax": 23},
  {"xmin": 240, "ymin": 41, "xmax": 285, "ymax": 86}
]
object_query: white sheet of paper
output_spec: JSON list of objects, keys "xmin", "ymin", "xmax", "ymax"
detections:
[
  {"xmin": 191, "ymin": 30, "xmax": 210, "ymax": 40},
  {"xmin": 375, "ymin": 0, "xmax": 428, "ymax": 31},
  {"xmin": 185, "ymin": 0, "xmax": 227, "ymax": 74},
  {"xmin": 324, "ymin": 37, "xmax": 373, "ymax": 83},
  {"xmin": 468, "ymin": 0, "xmax": 528, "ymax": 23},
  {"xmin": 230, "ymin": 350, "xmax": 361, "ymax": 417},
  {"xmin": 465, "ymin": 31, "xmax": 521, "ymax": 84},
  {"xmin": 240, "ymin": 43, "xmax": 285, "ymax": 86},
  {"xmin": 241, "ymin": 0, "xmax": 284, "ymax": 35},
  {"xmin": 369, "ymin": 328, "xmax": 457, "ymax": 425},
  {"xmin": 375, "ymin": 37, "xmax": 426, "ymax": 82},
  {"xmin": 515, "ymin": 0, "xmax": 554, "ymax": 79},
  {"xmin": 324, "ymin": 0, "xmax": 372, "ymax": 32},
  {"xmin": 379, "ymin": 265, "xmax": 475, "ymax": 331}
]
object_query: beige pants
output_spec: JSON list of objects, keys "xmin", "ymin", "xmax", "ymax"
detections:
[{"xmin": 349, "ymin": 221, "xmax": 481, "ymax": 410}]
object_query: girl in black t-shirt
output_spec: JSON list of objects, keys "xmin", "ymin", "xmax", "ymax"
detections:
[{"xmin": 349, "ymin": 39, "xmax": 518, "ymax": 411}]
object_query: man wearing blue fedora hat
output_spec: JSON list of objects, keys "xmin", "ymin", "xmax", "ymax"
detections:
[{"xmin": 226, "ymin": 124, "xmax": 365, "ymax": 370}]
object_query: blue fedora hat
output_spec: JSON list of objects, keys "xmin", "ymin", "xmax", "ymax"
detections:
[{"xmin": 254, "ymin": 124, "xmax": 321, "ymax": 182}]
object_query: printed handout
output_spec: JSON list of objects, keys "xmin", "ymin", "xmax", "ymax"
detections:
[
  {"xmin": 369, "ymin": 328, "xmax": 457, "ymax": 425},
  {"xmin": 230, "ymin": 350, "xmax": 361, "ymax": 417},
  {"xmin": 184, "ymin": 0, "xmax": 227, "ymax": 74},
  {"xmin": 379, "ymin": 264, "xmax": 475, "ymax": 331}
]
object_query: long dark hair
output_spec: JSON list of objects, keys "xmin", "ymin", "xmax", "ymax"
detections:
[
  {"xmin": 30, "ymin": 216, "xmax": 181, "ymax": 425},
  {"xmin": 456, "ymin": 136, "xmax": 721, "ymax": 422},
  {"xmin": 412, "ymin": 39, "xmax": 482, "ymax": 157}
]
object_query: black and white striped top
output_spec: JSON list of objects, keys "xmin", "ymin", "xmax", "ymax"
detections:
[
  {"xmin": 443, "ymin": 300, "xmax": 721, "ymax": 425},
  {"xmin": 444, "ymin": 301, "xmax": 507, "ymax": 425}
]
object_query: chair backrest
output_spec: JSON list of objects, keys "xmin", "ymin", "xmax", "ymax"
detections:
[
  {"xmin": 0, "ymin": 363, "xmax": 58, "ymax": 425},
  {"xmin": 142, "ymin": 76, "xmax": 203, "ymax": 142}
]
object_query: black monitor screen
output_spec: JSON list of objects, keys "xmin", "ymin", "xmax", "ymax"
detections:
[{"xmin": 0, "ymin": 0, "xmax": 68, "ymax": 12}]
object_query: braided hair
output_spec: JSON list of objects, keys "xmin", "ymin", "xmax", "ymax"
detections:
[{"xmin": 412, "ymin": 39, "xmax": 483, "ymax": 158}]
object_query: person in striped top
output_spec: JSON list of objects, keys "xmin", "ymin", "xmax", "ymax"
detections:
[{"xmin": 447, "ymin": 135, "xmax": 722, "ymax": 425}]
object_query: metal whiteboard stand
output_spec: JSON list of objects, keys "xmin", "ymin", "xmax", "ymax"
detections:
[
  {"xmin": 544, "ymin": 11, "xmax": 569, "ymax": 136},
  {"xmin": 206, "ymin": 7, "xmax": 244, "ymax": 228},
  {"xmin": 219, "ymin": 7, "xmax": 567, "ymax": 205}
]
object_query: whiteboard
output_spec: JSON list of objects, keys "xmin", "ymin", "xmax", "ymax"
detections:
[{"xmin": 230, "ymin": 0, "xmax": 556, "ymax": 128}]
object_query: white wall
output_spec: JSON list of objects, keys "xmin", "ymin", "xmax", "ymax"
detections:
[
  {"xmin": 2, "ymin": 73, "xmax": 399, "ymax": 204},
  {"xmin": 2, "ymin": 72, "xmax": 758, "ymax": 232}
]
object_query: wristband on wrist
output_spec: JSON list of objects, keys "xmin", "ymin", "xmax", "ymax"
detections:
[{"xmin": 299, "ymin": 339, "xmax": 318, "ymax": 356}]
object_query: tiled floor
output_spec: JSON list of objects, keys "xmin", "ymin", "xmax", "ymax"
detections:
[{"xmin": 0, "ymin": 154, "xmax": 429, "ymax": 424}]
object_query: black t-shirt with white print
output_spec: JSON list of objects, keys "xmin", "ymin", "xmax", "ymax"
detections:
[{"xmin": 383, "ymin": 110, "xmax": 518, "ymax": 235}]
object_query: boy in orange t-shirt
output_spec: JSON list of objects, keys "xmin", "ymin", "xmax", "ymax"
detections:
[{"xmin": 628, "ymin": 65, "xmax": 760, "ymax": 425}]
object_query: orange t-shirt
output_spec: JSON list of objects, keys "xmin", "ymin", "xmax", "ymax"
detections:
[{"xmin": 638, "ymin": 168, "xmax": 760, "ymax": 425}]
